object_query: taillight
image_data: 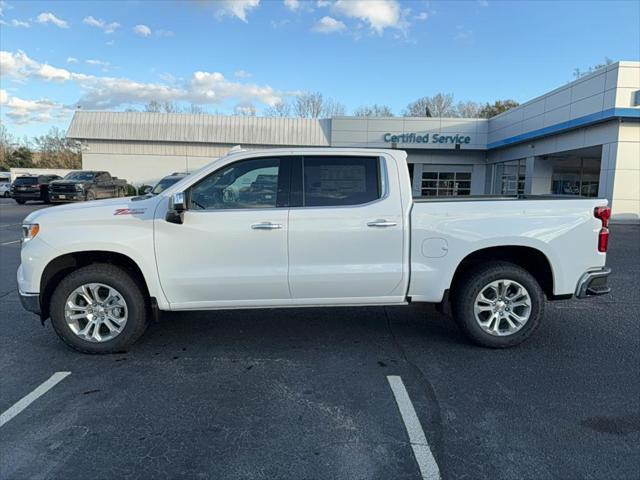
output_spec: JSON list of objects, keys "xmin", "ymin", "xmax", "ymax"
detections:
[{"xmin": 594, "ymin": 206, "xmax": 611, "ymax": 253}]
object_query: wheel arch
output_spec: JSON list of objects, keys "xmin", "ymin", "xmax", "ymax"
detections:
[
  {"xmin": 449, "ymin": 245, "xmax": 556, "ymax": 301},
  {"xmin": 40, "ymin": 251, "xmax": 151, "ymax": 320}
]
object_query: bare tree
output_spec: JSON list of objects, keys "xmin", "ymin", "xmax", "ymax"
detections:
[
  {"xmin": 144, "ymin": 100, "xmax": 162, "ymax": 113},
  {"xmin": 263, "ymin": 101, "xmax": 292, "ymax": 117},
  {"xmin": 353, "ymin": 104, "xmax": 394, "ymax": 117},
  {"xmin": 0, "ymin": 123, "xmax": 14, "ymax": 166},
  {"xmin": 186, "ymin": 104, "xmax": 209, "ymax": 114},
  {"xmin": 234, "ymin": 104, "xmax": 257, "ymax": 116},
  {"xmin": 455, "ymin": 100, "xmax": 483, "ymax": 118},
  {"xmin": 404, "ymin": 93, "xmax": 456, "ymax": 117},
  {"xmin": 572, "ymin": 57, "xmax": 614, "ymax": 80},
  {"xmin": 322, "ymin": 98, "xmax": 346, "ymax": 117},
  {"xmin": 33, "ymin": 127, "xmax": 81, "ymax": 169},
  {"xmin": 294, "ymin": 92, "xmax": 325, "ymax": 118}
]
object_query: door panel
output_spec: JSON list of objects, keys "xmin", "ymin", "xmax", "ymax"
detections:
[
  {"xmin": 288, "ymin": 156, "xmax": 405, "ymax": 301},
  {"xmin": 155, "ymin": 209, "xmax": 289, "ymax": 306},
  {"xmin": 154, "ymin": 156, "xmax": 291, "ymax": 307}
]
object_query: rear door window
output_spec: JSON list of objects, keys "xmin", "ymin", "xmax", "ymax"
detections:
[{"xmin": 302, "ymin": 156, "xmax": 380, "ymax": 207}]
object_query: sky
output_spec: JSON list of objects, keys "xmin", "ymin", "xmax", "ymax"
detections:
[{"xmin": 1, "ymin": 0, "xmax": 639, "ymax": 137}]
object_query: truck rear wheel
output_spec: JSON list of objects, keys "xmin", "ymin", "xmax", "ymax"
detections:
[
  {"xmin": 50, "ymin": 264, "xmax": 148, "ymax": 354},
  {"xmin": 451, "ymin": 261, "xmax": 544, "ymax": 348}
]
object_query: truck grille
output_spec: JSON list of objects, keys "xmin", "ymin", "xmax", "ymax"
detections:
[{"xmin": 50, "ymin": 184, "xmax": 77, "ymax": 194}]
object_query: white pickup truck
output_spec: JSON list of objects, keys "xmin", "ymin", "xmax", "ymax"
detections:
[{"xmin": 18, "ymin": 148, "xmax": 612, "ymax": 353}]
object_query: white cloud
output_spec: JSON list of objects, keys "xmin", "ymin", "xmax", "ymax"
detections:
[
  {"xmin": 478, "ymin": 0, "xmax": 489, "ymax": 6},
  {"xmin": 106, "ymin": 40, "xmax": 115, "ymax": 46},
  {"xmin": 36, "ymin": 12, "xmax": 69, "ymax": 28},
  {"xmin": 414, "ymin": 12, "xmax": 428, "ymax": 21},
  {"xmin": 0, "ymin": 50, "xmax": 293, "ymax": 117},
  {"xmin": 67, "ymin": 57, "xmax": 78, "ymax": 63},
  {"xmin": 0, "ymin": 50, "xmax": 38, "ymax": 79},
  {"xmin": 0, "ymin": 1, "xmax": 9, "ymax": 17},
  {"xmin": 0, "ymin": 89, "xmax": 70, "ymax": 124},
  {"xmin": 83, "ymin": 15, "xmax": 120, "ymax": 33},
  {"xmin": 86, "ymin": 59, "xmax": 109, "ymax": 67},
  {"xmin": 234, "ymin": 69, "xmax": 252, "ymax": 78},
  {"xmin": 133, "ymin": 24, "xmax": 152, "ymax": 37},
  {"xmin": 37, "ymin": 64, "xmax": 72, "ymax": 82},
  {"xmin": 214, "ymin": 0, "xmax": 260, "ymax": 22},
  {"xmin": 331, "ymin": 0, "xmax": 406, "ymax": 35},
  {"xmin": 312, "ymin": 16, "xmax": 346, "ymax": 34},
  {"xmin": 3, "ymin": 18, "xmax": 30, "ymax": 27},
  {"xmin": 156, "ymin": 29, "xmax": 174, "ymax": 37},
  {"xmin": 284, "ymin": 0, "xmax": 300, "ymax": 11}
]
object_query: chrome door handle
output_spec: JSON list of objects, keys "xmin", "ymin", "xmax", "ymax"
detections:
[
  {"xmin": 367, "ymin": 219, "xmax": 397, "ymax": 228},
  {"xmin": 251, "ymin": 222, "xmax": 283, "ymax": 230}
]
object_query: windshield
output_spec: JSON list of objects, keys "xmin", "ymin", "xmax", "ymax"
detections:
[
  {"xmin": 152, "ymin": 176, "xmax": 184, "ymax": 195},
  {"xmin": 64, "ymin": 172, "xmax": 95, "ymax": 181}
]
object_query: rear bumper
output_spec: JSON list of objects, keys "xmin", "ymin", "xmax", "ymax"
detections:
[
  {"xmin": 11, "ymin": 192, "xmax": 42, "ymax": 200},
  {"xmin": 575, "ymin": 267, "xmax": 611, "ymax": 299},
  {"xmin": 19, "ymin": 289, "xmax": 41, "ymax": 316}
]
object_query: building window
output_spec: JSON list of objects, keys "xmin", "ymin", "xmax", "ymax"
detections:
[
  {"xmin": 493, "ymin": 159, "xmax": 526, "ymax": 195},
  {"xmin": 551, "ymin": 157, "xmax": 600, "ymax": 197},
  {"xmin": 421, "ymin": 171, "xmax": 471, "ymax": 196}
]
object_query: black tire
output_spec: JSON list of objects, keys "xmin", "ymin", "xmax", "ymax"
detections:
[
  {"xmin": 3, "ymin": 192, "xmax": 9, "ymax": 198},
  {"xmin": 43, "ymin": 190, "xmax": 50, "ymax": 204},
  {"xmin": 86, "ymin": 190, "xmax": 96, "ymax": 201},
  {"xmin": 50, "ymin": 264, "xmax": 148, "ymax": 354},
  {"xmin": 15, "ymin": 199, "xmax": 25, "ymax": 204},
  {"xmin": 451, "ymin": 261, "xmax": 545, "ymax": 348}
]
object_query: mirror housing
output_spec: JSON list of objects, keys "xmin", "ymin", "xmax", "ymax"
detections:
[
  {"xmin": 166, "ymin": 191, "xmax": 186, "ymax": 224},
  {"xmin": 139, "ymin": 185, "xmax": 152, "ymax": 195}
]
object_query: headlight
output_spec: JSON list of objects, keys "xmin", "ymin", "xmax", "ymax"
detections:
[
  {"xmin": 22, "ymin": 223, "xmax": 40, "ymax": 243},
  {"xmin": 75, "ymin": 184, "xmax": 84, "ymax": 191}
]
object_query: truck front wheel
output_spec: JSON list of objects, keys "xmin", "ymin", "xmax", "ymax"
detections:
[
  {"xmin": 50, "ymin": 264, "xmax": 148, "ymax": 354},
  {"xmin": 451, "ymin": 261, "xmax": 545, "ymax": 348}
]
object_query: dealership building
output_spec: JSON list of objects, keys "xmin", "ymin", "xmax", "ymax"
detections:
[{"xmin": 67, "ymin": 61, "xmax": 640, "ymax": 221}]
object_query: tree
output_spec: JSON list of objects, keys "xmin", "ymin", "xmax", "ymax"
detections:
[
  {"xmin": 3, "ymin": 146, "xmax": 34, "ymax": 170},
  {"xmin": 293, "ymin": 92, "xmax": 346, "ymax": 118},
  {"xmin": 263, "ymin": 101, "xmax": 292, "ymax": 117},
  {"xmin": 403, "ymin": 93, "xmax": 456, "ymax": 117},
  {"xmin": 234, "ymin": 104, "xmax": 257, "ymax": 116},
  {"xmin": 478, "ymin": 99, "xmax": 520, "ymax": 118},
  {"xmin": 144, "ymin": 100, "xmax": 162, "ymax": 113},
  {"xmin": 455, "ymin": 100, "xmax": 483, "ymax": 118},
  {"xmin": 33, "ymin": 127, "xmax": 82, "ymax": 169},
  {"xmin": 353, "ymin": 104, "xmax": 394, "ymax": 117},
  {"xmin": 573, "ymin": 57, "xmax": 614, "ymax": 80}
]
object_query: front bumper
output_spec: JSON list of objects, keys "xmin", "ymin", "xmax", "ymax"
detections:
[
  {"xmin": 50, "ymin": 193, "xmax": 84, "ymax": 202},
  {"xmin": 575, "ymin": 267, "xmax": 611, "ymax": 299},
  {"xmin": 19, "ymin": 290, "xmax": 41, "ymax": 316}
]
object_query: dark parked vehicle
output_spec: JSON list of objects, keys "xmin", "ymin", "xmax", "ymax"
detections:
[
  {"xmin": 49, "ymin": 171, "xmax": 128, "ymax": 202},
  {"xmin": 142, "ymin": 172, "xmax": 189, "ymax": 196},
  {"xmin": 10, "ymin": 175, "xmax": 62, "ymax": 204}
]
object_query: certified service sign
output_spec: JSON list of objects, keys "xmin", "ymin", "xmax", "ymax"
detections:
[{"xmin": 383, "ymin": 133, "xmax": 471, "ymax": 145}]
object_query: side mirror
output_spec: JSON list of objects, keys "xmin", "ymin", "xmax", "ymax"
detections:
[
  {"xmin": 172, "ymin": 192, "xmax": 186, "ymax": 212},
  {"xmin": 139, "ymin": 185, "xmax": 152, "ymax": 195},
  {"xmin": 166, "ymin": 191, "xmax": 186, "ymax": 224}
]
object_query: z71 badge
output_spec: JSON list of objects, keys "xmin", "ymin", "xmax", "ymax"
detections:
[{"xmin": 113, "ymin": 208, "xmax": 146, "ymax": 216}]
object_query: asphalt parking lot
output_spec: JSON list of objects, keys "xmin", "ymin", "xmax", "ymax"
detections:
[{"xmin": 1, "ymin": 197, "xmax": 639, "ymax": 480}]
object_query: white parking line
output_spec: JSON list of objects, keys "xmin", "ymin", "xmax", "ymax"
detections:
[
  {"xmin": 387, "ymin": 375, "xmax": 441, "ymax": 480},
  {"xmin": 0, "ymin": 372, "xmax": 71, "ymax": 427},
  {"xmin": 1, "ymin": 240, "xmax": 20, "ymax": 246}
]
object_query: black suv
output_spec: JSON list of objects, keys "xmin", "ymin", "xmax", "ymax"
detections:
[{"xmin": 11, "ymin": 175, "xmax": 62, "ymax": 204}]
